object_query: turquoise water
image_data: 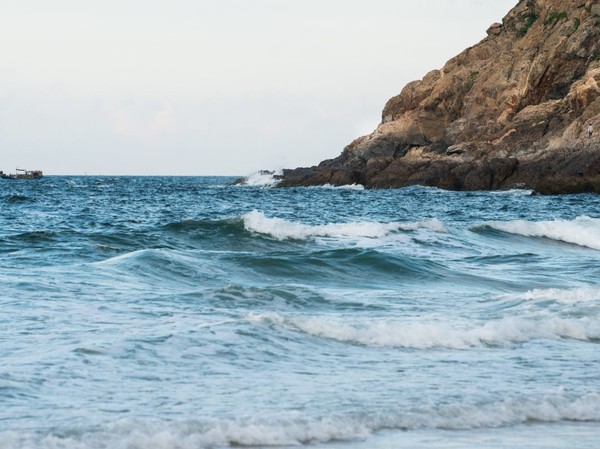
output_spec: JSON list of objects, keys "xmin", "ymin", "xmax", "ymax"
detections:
[{"xmin": 1, "ymin": 176, "xmax": 599, "ymax": 448}]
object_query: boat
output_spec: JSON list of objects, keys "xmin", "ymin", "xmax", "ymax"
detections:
[{"xmin": 0, "ymin": 168, "xmax": 44, "ymax": 179}]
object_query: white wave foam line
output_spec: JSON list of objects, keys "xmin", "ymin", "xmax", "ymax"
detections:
[
  {"xmin": 66, "ymin": 180, "xmax": 87, "ymax": 188},
  {"xmin": 237, "ymin": 170, "xmax": 282, "ymax": 187},
  {"xmin": 2, "ymin": 393, "xmax": 600, "ymax": 448},
  {"xmin": 405, "ymin": 392, "xmax": 600, "ymax": 429},
  {"xmin": 242, "ymin": 210, "xmax": 446, "ymax": 241},
  {"xmin": 248, "ymin": 312, "xmax": 600, "ymax": 349},
  {"xmin": 490, "ymin": 188, "xmax": 534, "ymax": 196},
  {"xmin": 319, "ymin": 183, "xmax": 365, "ymax": 190},
  {"xmin": 500, "ymin": 285, "xmax": 600, "ymax": 304},
  {"xmin": 0, "ymin": 418, "xmax": 371, "ymax": 449},
  {"xmin": 484, "ymin": 216, "xmax": 600, "ymax": 250}
]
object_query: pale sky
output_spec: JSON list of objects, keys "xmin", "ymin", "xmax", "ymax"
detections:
[{"xmin": 0, "ymin": 0, "xmax": 517, "ymax": 176}]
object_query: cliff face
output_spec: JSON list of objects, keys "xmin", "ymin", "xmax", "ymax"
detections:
[{"xmin": 278, "ymin": 0, "xmax": 600, "ymax": 193}]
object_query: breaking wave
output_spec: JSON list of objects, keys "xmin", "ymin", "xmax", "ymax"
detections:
[
  {"xmin": 236, "ymin": 170, "xmax": 282, "ymax": 187},
  {"xmin": 242, "ymin": 210, "xmax": 446, "ymax": 241},
  {"xmin": 248, "ymin": 313, "xmax": 600, "ymax": 349},
  {"xmin": 490, "ymin": 189, "xmax": 534, "ymax": 196},
  {"xmin": 318, "ymin": 183, "xmax": 365, "ymax": 190},
  {"xmin": 2, "ymin": 392, "xmax": 599, "ymax": 449},
  {"xmin": 499, "ymin": 285, "xmax": 600, "ymax": 304},
  {"xmin": 479, "ymin": 216, "xmax": 600, "ymax": 250}
]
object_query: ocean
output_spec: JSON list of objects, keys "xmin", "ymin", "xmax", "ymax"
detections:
[{"xmin": 1, "ymin": 175, "xmax": 599, "ymax": 449}]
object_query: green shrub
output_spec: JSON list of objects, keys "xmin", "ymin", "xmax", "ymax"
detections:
[
  {"xmin": 518, "ymin": 12, "xmax": 538, "ymax": 36},
  {"xmin": 545, "ymin": 11, "xmax": 568, "ymax": 25},
  {"xmin": 469, "ymin": 70, "xmax": 479, "ymax": 79}
]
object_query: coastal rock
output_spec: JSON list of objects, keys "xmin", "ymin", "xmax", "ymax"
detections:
[{"xmin": 276, "ymin": 0, "xmax": 600, "ymax": 194}]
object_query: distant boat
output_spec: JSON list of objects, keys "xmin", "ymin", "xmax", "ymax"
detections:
[{"xmin": 0, "ymin": 168, "xmax": 44, "ymax": 179}]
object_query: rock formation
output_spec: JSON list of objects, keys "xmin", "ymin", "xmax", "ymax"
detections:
[{"xmin": 276, "ymin": 0, "xmax": 600, "ymax": 194}]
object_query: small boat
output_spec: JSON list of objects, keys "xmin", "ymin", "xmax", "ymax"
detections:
[{"xmin": 1, "ymin": 168, "xmax": 44, "ymax": 179}]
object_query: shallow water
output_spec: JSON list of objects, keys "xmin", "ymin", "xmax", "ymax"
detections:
[{"xmin": 1, "ymin": 176, "xmax": 599, "ymax": 448}]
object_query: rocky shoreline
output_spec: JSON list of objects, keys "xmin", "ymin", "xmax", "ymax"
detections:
[
  {"xmin": 266, "ymin": 0, "xmax": 600, "ymax": 194},
  {"xmin": 276, "ymin": 140, "xmax": 600, "ymax": 194}
]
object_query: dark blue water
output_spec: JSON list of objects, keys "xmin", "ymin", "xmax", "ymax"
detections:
[{"xmin": 1, "ymin": 176, "xmax": 600, "ymax": 448}]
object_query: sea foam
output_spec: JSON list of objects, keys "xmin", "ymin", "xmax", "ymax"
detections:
[
  {"xmin": 2, "ymin": 392, "xmax": 599, "ymax": 449},
  {"xmin": 248, "ymin": 312, "xmax": 600, "ymax": 349},
  {"xmin": 319, "ymin": 183, "xmax": 365, "ymax": 190},
  {"xmin": 483, "ymin": 216, "xmax": 600, "ymax": 250},
  {"xmin": 236, "ymin": 170, "xmax": 282, "ymax": 187},
  {"xmin": 500, "ymin": 285, "xmax": 600, "ymax": 304},
  {"xmin": 242, "ymin": 210, "xmax": 446, "ymax": 242}
]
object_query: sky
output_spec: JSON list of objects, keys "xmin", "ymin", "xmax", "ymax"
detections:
[{"xmin": 0, "ymin": 0, "xmax": 517, "ymax": 176}]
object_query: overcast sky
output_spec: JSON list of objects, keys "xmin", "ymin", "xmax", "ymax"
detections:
[{"xmin": 1, "ymin": 0, "xmax": 517, "ymax": 176}]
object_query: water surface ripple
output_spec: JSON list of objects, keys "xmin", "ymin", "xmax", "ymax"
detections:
[{"xmin": 1, "ymin": 176, "xmax": 599, "ymax": 448}]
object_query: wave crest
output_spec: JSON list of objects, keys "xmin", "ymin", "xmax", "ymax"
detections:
[
  {"xmin": 318, "ymin": 183, "xmax": 365, "ymax": 190},
  {"xmin": 242, "ymin": 210, "xmax": 446, "ymax": 242},
  {"xmin": 3, "ymin": 392, "xmax": 600, "ymax": 448},
  {"xmin": 499, "ymin": 285, "xmax": 600, "ymax": 304},
  {"xmin": 236, "ymin": 170, "xmax": 282, "ymax": 187},
  {"xmin": 248, "ymin": 312, "xmax": 600, "ymax": 349},
  {"xmin": 480, "ymin": 216, "xmax": 600, "ymax": 250}
]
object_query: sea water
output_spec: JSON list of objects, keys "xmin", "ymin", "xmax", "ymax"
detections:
[{"xmin": 1, "ymin": 176, "xmax": 599, "ymax": 449}]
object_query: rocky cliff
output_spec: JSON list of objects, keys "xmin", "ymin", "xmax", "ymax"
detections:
[{"xmin": 276, "ymin": 0, "xmax": 600, "ymax": 193}]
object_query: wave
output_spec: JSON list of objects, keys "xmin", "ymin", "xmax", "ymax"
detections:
[
  {"xmin": 92, "ymin": 248, "xmax": 221, "ymax": 286},
  {"xmin": 248, "ymin": 313, "xmax": 600, "ymax": 349},
  {"xmin": 236, "ymin": 170, "xmax": 282, "ymax": 187},
  {"xmin": 162, "ymin": 217, "xmax": 244, "ymax": 236},
  {"xmin": 490, "ymin": 189, "xmax": 534, "ymax": 196},
  {"xmin": 159, "ymin": 213, "xmax": 447, "ymax": 249},
  {"xmin": 159, "ymin": 217, "xmax": 306, "ymax": 254},
  {"xmin": 231, "ymin": 248, "xmax": 449, "ymax": 284},
  {"xmin": 93, "ymin": 244, "xmax": 449, "ymax": 289},
  {"xmin": 317, "ymin": 183, "xmax": 365, "ymax": 190},
  {"xmin": 477, "ymin": 216, "xmax": 600, "ymax": 250},
  {"xmin": 234, "ymin": 173, "xmax": 365, "ymax": 190},
  {"xmin": 206, "ymin": 283, "xmax": 392, "ymax": 312},
  {"xmin": 66, "ymin": 179, "xmax": 88, "ymax": 188},
  {"xmin": 499, "ymin": 285, "xmax": 600, "ymax": 304},
  {"xmin": 94, "ymin": 248, "xmax": 209, "ymax": 271},
  {"xmin": 242, "ymin": 210, "xmax": 446, "ymax": 242},
  {"xmin": 2, "ymin": 392, "xmax": 599, "ymax": 448}
]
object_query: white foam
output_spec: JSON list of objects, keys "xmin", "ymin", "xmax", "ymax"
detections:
[
  {"xmin": 0, "ymin": 418, "xmax": 370, "ymax": 449},
  {"xmin": 237, "ymin": 170, "xmax": 282, "ymax": 187},
  {"xmin": 248, "ymin": 312, "xmax": 600, "ymax": 349},
  {"xmin": 412, "ymin": 392, "xmax": 600, "ymax": 429},
  {"xmin": 319, "ymin": 183, "xmax": 365, "ymax": 190},
  {"xmin": 484, "ymin": 216, "xmax": 600, "ymax": 250},
  {"xmin": 241, "ymin": 210, "xmax": 446, "ymax": 242},
  {"xmin": 2, "ymin": 392, "xmax": 599, "ymax": 448},
  {"xmin": 66, "ymin": 180, "xmax": 87, "ymax": 188},
  {"xmin": 500, "ymin": 285, "xmax": 600, "ymax": 304},
  {"xmin": 490, "ymin": 189, "xmax": 534, "ymax": 196}
]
